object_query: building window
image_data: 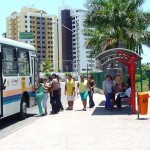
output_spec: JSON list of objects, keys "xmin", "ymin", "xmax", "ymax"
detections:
[
  {"xmin": 47, "ymin": 18, "xmax": 52, "ymax": 21},
  {"xmin": 42, "ymin": 27, "xmax": 45, "ymax": 30},
  {"xmin": 37, "ymin": 22, "xmax": 40, "ymax": 24},
  {"xmin": 25, "ymin": 25, "xmax": 27, "ymax": 28},
  {"xmin": 25, "ymin": 20, "xmax": 27, "ymax": 23},
  {"xmin": 37, "ymin": 27, "xmax": 40, "ymax": 29},
  {"xmin": 25, "ymin": 16, "xmax": 27, "ymax": 18},
  {"xmin": 42, "ymin": 22, "xmax": 45, "ymax": 25},
  {"xmin": 37, "ymin": 31, "xmax": 40, "ymax": 34},
  {"xmin": 42, "ymin": 41, "xmax": 45, "ymax": 44}
]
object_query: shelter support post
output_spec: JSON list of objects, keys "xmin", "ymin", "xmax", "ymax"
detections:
[{"xmin": 130, "ymin": 55, "xmax": 136, "ymax": 114}]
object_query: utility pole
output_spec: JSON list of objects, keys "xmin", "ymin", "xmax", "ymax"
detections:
[{"xmin": 76, "ymin": 20, "xmax": 80, "ymax": 80}]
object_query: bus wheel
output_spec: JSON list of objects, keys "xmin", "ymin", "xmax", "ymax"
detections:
[{"xmin": 19, "ymin": 98, "xmax": 27, "ymax": 120}]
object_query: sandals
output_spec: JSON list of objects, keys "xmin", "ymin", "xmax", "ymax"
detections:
[{"xmin": 66, "ymin": 107, "xmax": 73, "ymax": 110}]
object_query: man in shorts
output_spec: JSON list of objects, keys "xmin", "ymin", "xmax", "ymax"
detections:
[{"xmin": 65, "ymin": 75, "xmax": 75, "ymax": 110}]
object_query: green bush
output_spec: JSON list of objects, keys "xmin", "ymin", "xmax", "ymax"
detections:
[
  {"xmin": 45, "ymin": 72, "xmax": 51, "ymax": 78},
  {"xmin": 65, "ymin": 72, "xmax": 71, "ymax": 77}
]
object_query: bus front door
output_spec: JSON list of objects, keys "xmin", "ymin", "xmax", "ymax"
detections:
[
  {"xmin": 0, "ymin": 50, "xmax": 3, "ymax": 117},
  {"xmin": 31, "ymin": 57, "xmax": 38, "ymax": 90},
  {"xmin": 31, "ymin": 57, "xmax": 39, "ymax": 106}
]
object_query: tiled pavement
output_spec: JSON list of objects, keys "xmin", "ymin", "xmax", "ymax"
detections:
[{"xmin": 0, "ymin": 93, "xmax": 150, "ymax": 150}]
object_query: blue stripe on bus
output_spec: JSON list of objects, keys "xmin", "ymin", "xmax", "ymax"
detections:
[
  {"xmin": 3, "ymin": 92, "xmax": 35, "ymax": 101},
  {"xmin": 3, "ymin": 92, "xmax": 35, "ymax": 105},
  {"xmin": 3, "ymin": 98, "xmax": 21, "ymax": 105}
]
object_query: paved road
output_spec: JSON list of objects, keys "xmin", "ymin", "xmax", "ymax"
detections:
[{"xmin": 0, "ymin": 82, "xmax": 67, "ymax": 140}]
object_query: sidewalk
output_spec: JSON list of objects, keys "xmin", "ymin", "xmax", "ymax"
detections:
[{"xmin": 1, "ymin": 93, "xmax": 150, "ymax": 150}]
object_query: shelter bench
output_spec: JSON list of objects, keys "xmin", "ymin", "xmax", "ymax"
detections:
[{"xmin": 121, "ymin": 97, "xmax": 131, "ymax": 106}]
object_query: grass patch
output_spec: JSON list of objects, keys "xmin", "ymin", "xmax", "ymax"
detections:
[{"xmin": 136, "ymin": 80, "xmax": 149, "ymax": 92}]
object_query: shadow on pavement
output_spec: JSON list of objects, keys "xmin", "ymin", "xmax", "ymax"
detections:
[
  {"xmin": 0, "ymin": 113, "xmax": 37, "ymax": 130},
  {"xmin": 136, "ymin": 118, "xmax": 149, "ymax": 121},
  {"xmin": 92, "ymin": 101, "xmax": 132, "ymax": 116}
]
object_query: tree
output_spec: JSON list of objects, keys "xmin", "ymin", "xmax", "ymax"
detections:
[
  {"xmin": 42, "ymin": 59, "xmax": 53, "ymax": 77},
  {"xmin": 84, "ymin": 0, "xmax": 150, "ymax": 57}
]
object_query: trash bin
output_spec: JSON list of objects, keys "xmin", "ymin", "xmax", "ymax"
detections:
[{"xmin": 138, "ymin": 92, "xmax": 149, "ymax": 115}]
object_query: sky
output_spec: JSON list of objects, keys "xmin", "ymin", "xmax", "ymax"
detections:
[{"xmin": 0, "ymin": 0, "xmax": 149, "ymax": 63}]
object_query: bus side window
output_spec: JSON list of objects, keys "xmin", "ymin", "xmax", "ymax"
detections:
[
  {"xmin": 2, "ymin": 46, "xmax": 18, "ymax": 76},
  {"xmin": 18, "ymin": 49, "xmax": 30, "ymax": 76}
]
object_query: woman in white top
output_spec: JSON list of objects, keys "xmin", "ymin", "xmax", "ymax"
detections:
[
  {"xmin": 43, "ymin": 78, "xmax": 50, "ymax": 115},
  {"xmin": 115, "ymin": 82, "xmax": 131, "ymax": 108}
]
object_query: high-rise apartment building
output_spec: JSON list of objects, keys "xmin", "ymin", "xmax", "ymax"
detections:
[
  {"xmin": 59, "ymin": 8, "xmax": 96, "ymax": 73},
  {"xmin": 6, "ymin": 7, "xmax": 58, "ymax": 71}
]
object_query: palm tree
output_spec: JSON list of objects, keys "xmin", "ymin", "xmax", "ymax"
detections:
[
  {"xmin": 42, "ymin": 59, "xmax": 53, "ymax": 74},
  {"xmin": 84, "ymin": 0, "xmax": 150, "ymax": 56},
  {"xmin": 84, "ymin": 28, "xmax": 118, "ymax": 57}
]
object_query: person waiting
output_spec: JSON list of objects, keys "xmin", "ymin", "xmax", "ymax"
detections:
[{"xmin": 115, "ymin": 82, "xmax": 131, "ymax": 108}]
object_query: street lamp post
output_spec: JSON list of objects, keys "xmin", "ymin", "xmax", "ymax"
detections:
[
  {"xmin": 76, "ymin": 21, "xmax": 80, "ymax": 80},
  {"xmin": 52, "ymin": 20, "xmax": 80, "ymax": 79}
]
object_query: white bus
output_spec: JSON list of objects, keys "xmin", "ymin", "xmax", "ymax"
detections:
[{"xmin": 0, "ymin": 37, "xmax": 39, "ymax": 119}]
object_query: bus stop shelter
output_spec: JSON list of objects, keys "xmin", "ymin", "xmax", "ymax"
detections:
[{"xmin": 97, "ymin": 48, "xmax": 142, "ymax": 114}]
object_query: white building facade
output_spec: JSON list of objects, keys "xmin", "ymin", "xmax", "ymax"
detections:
[{"xmin": 59, "ymin": 8, "xmax": 96, "ymax": 73}]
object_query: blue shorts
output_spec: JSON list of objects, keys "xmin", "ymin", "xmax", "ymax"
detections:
[{"xmin": 80, "ymin": 91, "xmax": 88, "ymax": 101}]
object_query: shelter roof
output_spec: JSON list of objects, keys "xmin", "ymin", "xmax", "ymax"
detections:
[{"xmin": 97, "ymin": 48, "xmax": 142, "ymax": 67}]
